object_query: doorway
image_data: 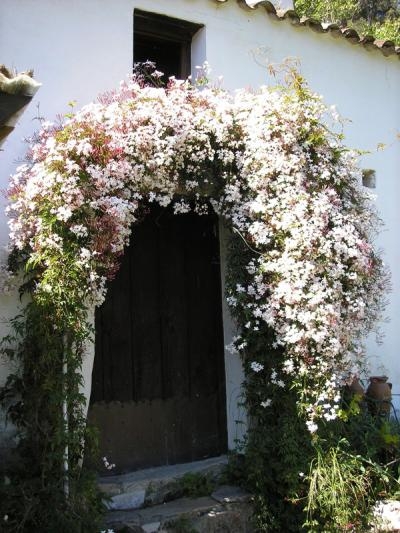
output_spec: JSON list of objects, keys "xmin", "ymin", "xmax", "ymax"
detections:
[{"xmin": 89, "ymin": 205, "xmax": 227, "ymax": 472}]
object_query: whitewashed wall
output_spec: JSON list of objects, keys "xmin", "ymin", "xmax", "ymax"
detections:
[{"xmin": 0, "ymin": 0, "xmax": 399, "ymax": 454}]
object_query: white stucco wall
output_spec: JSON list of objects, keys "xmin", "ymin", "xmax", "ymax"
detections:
[{"xmin": 0, "ymin": 0, "xmax": 399, "ymax": 453}]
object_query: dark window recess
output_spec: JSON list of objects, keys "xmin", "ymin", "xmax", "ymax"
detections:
[{"xmin": 134, "ymin": 9, "xmax": 203, "ymax": 79}]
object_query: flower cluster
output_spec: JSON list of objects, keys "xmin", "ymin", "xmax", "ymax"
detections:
[
  {"xmin": 102, "ymin": 456, "xmax": 116, "ymax": 471},
  {"xmin": 5, "ymin": 69, "xmax": 387, "ymax": 430}
]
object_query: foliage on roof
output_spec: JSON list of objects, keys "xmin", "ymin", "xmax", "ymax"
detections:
[
  {"xmin": 294, "ymin": 0, "xmax": 400, "ymax": 45},
  {"xmin": 216, "ymin": 1, "xmax": 400, "ymax": 59}
]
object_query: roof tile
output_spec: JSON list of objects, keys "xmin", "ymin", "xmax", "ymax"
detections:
[{"xmin": 212, "ymin": 0, "xmax": 400, "ymax": 60}]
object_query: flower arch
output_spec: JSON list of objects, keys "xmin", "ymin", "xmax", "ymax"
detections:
[
  {"xmin": 7, "ymin": 70, "xmax": 385, "ymax": 428},
  {"xmin": 1, "ymin": 67, "xmax": 387, "ymax": 530}
]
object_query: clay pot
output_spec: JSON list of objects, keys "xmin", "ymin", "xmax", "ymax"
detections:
[
  {"xmin": 366, "ymin": 376, "xmax": 392, "ymax": 417},
  {"xmin": 348, "ymin": 377, "xmax": 365, "ymax": 397}
]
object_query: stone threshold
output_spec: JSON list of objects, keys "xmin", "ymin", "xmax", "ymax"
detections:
[
  {"xmin": 105, "ymin": 488, "xmax": 253, "ymax": 533},
  {"xmin": 99, "ymin": 455, "xmax": 228, "ymax": 511}
]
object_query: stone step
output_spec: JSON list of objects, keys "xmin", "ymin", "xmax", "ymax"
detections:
[
  {"xmin": 104, "ymin": 488, "xmax": 254, "ymax": 532},
  {"xmin": 371, "ymin": 500, "xmax": 400, "ymax": 531},
  {"xmin": 104, "ymin": 493, "xmax": 400, "ymax": 533},
  {"xmin": 99, "ymin": 455, "xmax": 228, "ymax": 511}
]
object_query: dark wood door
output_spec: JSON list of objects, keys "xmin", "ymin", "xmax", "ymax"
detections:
[{"xmin": 89, "ymin": 204, "xmax": 227, "ymax": 473}]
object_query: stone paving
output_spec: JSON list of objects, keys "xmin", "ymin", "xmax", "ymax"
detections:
[
  {"xmin": 105, "ymin": 488, "xmax": 253, "ymax": 532},
  {"xmin": 99, "ymin": 456, "xmax": 228, "ymax": 511},
  {"xmin": 99, "ymin": 456, "xmax": 400, "ymax": 532},
  {"xmin": 99, "ymin": 456, "xmax": 254, "ymax": 532}
]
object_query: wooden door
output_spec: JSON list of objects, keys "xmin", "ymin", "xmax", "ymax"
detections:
[{"xmin": 89, "ymin": 204, "xmax": 227, "ymax": 473}]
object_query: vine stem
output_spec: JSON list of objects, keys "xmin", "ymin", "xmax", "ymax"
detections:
[
  {"xmin": 232, "ymin": 227, "xmax": 262, "ymax": 255},
  {"xmin": 63, "ymin": 333, "xmax": 69, "ymax": 499}
]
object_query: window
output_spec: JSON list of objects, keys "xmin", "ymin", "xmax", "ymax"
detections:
[{"xmin": 134, "ymin": 9, "xmax": 203, "ymax": 79}]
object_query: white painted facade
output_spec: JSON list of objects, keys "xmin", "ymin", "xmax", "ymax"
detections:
[{"xmin": 0, "ymin": 0, "xmax": 399, "ymax": 456}]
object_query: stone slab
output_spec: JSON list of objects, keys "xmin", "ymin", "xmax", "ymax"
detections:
[
  {"xmin": 106, "ymin": 489, "xmax": 146, "ymax": 511},
  {"xmin": 105, "ymin": 495, "xmax": 254, "ymax": 532},
  {"xmin": 211, "ymin": 484, "xmax": 252, "ymax": 504},
  {"xmin": 100, "ymin": 482, "xmax": 122, "ymax": 496},
  {"xmin": 144, "ymin": 480, "xmax": 182, "ymax": 507},
  {"xmin": 106, "ymin": 496, "xmax": 218, "ymax": 526},
  {"xmin": 372, "ymin": 500, "xmax": 400, "ymax": 531},
  {"xmin": 142, "ymin": 522, "xmax": 161, "ymax": 533},
  {"xmin": 110, "ymin": 526, "xmax": 142, "ymax": 533},
  {"xmin": 191, "ymin": 505, "xmax": 254, "ymax": 533},
  {"xmin": 99, "ymin": 455, "xmax": 227, "ymax": 496}
]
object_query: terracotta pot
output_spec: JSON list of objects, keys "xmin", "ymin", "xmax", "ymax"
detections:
[
  {"xmin": 348, "ymin": 377, "xmax": 365, "ymax": 397},
  {"xmin": 366, "ymin": 376, "xmax": 392, "ymax": 417}
]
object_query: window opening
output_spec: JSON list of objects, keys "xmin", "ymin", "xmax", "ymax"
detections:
[{"xmin": 134, "ymin": 9, "xmax": 203, "ymax": 79}]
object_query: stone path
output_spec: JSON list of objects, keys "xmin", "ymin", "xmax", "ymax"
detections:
[
  {"xmin": 99, "ymin": 456, "xmax": 400, "ymax": 532},
  {"xmin": 99, "ymin": 456, "xmax": 253, "ymax": 532},
  {"xmin": 105, "ymin": 487, "xmax": 253, "ymax": 532},
  {"xmin": 99, "ymin": 456, "xmax": 228, "ymax": 511}
]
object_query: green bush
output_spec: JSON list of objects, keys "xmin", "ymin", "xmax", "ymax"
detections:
[
  {"xmin": 178, "ymin": 472, "xmax": 215, "ymax": 498},
  {"xmin": 305, "ymin": 438, "xmax": 389, "ymax": 532}
]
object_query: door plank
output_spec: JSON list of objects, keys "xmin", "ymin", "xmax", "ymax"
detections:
[{"xmin": 130, "ymin": 216, "xmax": 163, "ymax": 401}]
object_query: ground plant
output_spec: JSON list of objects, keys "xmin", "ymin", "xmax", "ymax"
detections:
[
  {"xmin": 0, "ymin": 62, "xmax": 392, "ymax": 531},
  {"xmin": 178, "ymin": 472, "xmax": 216, "ymax": 498}
]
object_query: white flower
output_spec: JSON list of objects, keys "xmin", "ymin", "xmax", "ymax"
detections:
[
  {"xmin": 251, "ymin": 361, "xmax": 264, "ymax": 373},
  {"xmin": 56, "ymin": 205, "xmax": 73, "ymax": 221},
  {"xmin": 102, "ymin": 456, "xmax": 116, "ymax": 470},
  {"xmin": 70, "ymin": 224, "xmax": 88, "ymax": 237},
  {"xmin": 79, "ymin": 248, "xmax": 91, "ymax": 261},
  {"xmin": 173, "ymin": 200, "xmax": 191, "ymax": 214},
  {"xmin": 226, "ymin": 342, "xmax": 238, "ymax": 355},
  {"xmin": 306, "ymin": 420, "xmax": 318, "ymax": 433},
  {"xmin": 261, "ymin": 399, "xmax": 272, "ymax": 407}
]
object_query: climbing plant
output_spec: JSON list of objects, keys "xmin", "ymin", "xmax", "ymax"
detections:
[{"xmin": 0, "ymin": 64, "xmax": 388, "ymax": 531}]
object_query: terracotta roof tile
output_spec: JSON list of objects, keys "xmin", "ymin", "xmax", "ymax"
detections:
[
  {"xmin": 0, "ymin": 66, "xmax": 41, "ymax": 146},
  {"xmin": 0, "ymin": 65, "xmax": 41, "ymax": 97},
  {"xmin": 213, "ymin": 0, "xmax": 400, "ymax": 60}
]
